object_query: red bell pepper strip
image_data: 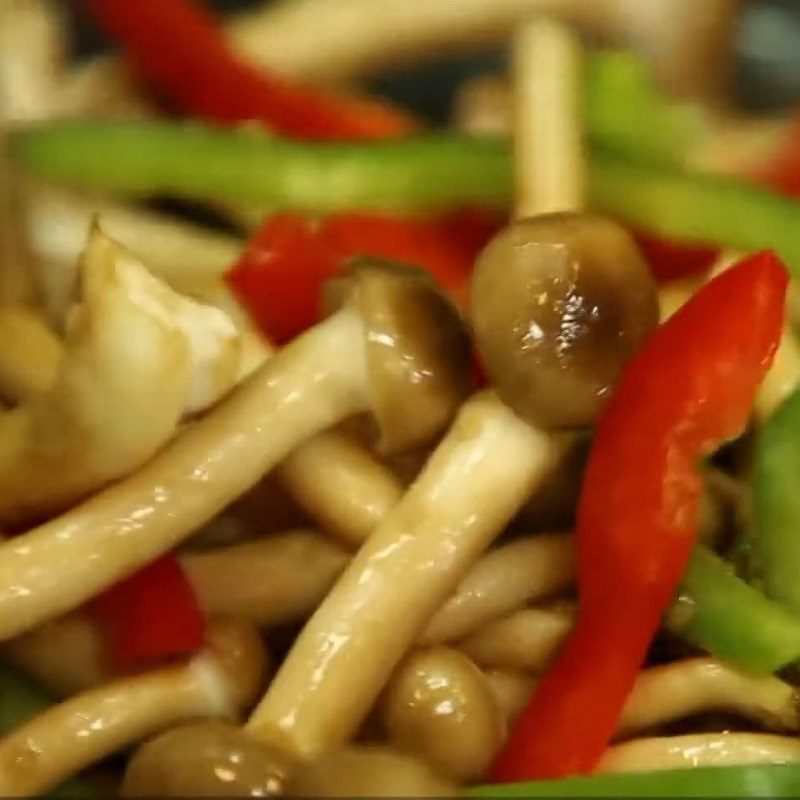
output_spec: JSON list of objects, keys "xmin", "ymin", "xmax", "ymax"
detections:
[
  {"xmin": 88, "ymin": 555, "xmax": 206, "ymax": 671},
  {"xmin": 632, "ymin": 229, "xmax": 720, "ymax": 282},
  {"xmin": 78, "ymin": 0, "xmax": 416, "ymax": 141},
  {"xmin": 492, "ymin": 251, "xmax": 788, "ymax": 782},
  {"xmin": 227, "ymin": 210, "xmax": 502, "ymax": 344}
]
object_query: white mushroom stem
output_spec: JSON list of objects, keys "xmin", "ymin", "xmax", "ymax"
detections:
[
  {"xmin": 459, "ymin": 605, "xmax": 575, "ymax": 673},
  {"xmin": 0, "ymin": 227, "xmax": 242, "ymax": 524},
  {"xmin": 0, "ymin": 619, "xmax": 266, "ymax": 797},
  {"xmin": 0, "ymin": 302, "xmax": 368, "ymax": 640},
  {"xmin": 513, "ymin": 16, "xmax": 585, "ymax": 217},
  {"xmin": 618, "ymin": 658, "xmax": 800, "ymax": 736},
  {"xmin": 484, "ymin": 658, "xmax": 800, "ymax": 736},
  {"xmin": 0, "ymin": 304, "xmax": 61, "ymax": 403},
  {"xmin": 180, "ymin": 531, "xmax": 350, "ymax": 628},
  {"xmin": 597, "ymin": 733, "xmax": 800, "ymax": 774},
  {"xmin": 1, "ymin": 612, "xmax": 112, "ymax": 697},
  {"xmin": 276, "ymin": 433, "xmax": 403, "ymax": 547},
  {"xmin": 421, "ymin": 533, "xmax": 574, "ymax": 643},
  {"xmin": 247, "ymin": 391, "xmax": 556, "ymax": 759}
]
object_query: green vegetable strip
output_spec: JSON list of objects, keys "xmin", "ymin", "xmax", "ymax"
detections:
[
  {"xmin": 12, "ymin": 121, "xmax": 800, "ymax": 275},
  {"xmin": 753, "ymin": 387, "xmax": 800, "ymax": 612},
  {"xmin": 671, "ymin": 546, "xmax": 800, "ymax": 673},
  {"xmin": 0, "ymin": 663, "xmax": 96, "ymax": 798},
  {"xmin": 469, "ymin": 765, "xmax": 800, "ymax": 797},
  {"xmin": 9, "ymin": 121, "xmax": 511, "ymax": 212}
]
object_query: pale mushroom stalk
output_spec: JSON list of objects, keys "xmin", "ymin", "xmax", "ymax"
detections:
[
  {"xmin": 246, "ymin": 390, "xmax": 555, "ymax": 759},
  {"xmin": 180, "ymin": 530, "xmax": 351, "ymax": 627},
  {"xmin": 0, "ymin": 619, "xmax": 267, "ymax": 797},
  {"xmin": 0, "ymin": 260, "xmax": 468, "ymax": 640},
  {"xmin": 459, "ymin": 605, "xmax": 575, "ymax": 673},
  {"xmin": 421, "ymin": 533, "xmax": 574, "ymax": 644},
  {"xmin": 0, "ymin": 227, "xmax": 242, "ymax": 525},
  {"xmin": 0, "ymin": 304, "xmax": 61, "ymax": 403},
  {"xmin": 597, "ymin": 733, "xmax": 800, "ymax": 774}
]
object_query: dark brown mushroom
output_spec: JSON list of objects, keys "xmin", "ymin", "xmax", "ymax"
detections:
[
  {"xmin": 471, "ymin": 212, "xmax": 659, "ymax": 428},
  {"xmin": 325, "ymin": 257, "xmax": 471, "ymax": 454}
]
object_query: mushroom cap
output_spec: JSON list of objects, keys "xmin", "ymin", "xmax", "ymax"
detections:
[
  {"xmin": 325, "ymin": 258, "xmax": 471, "ymax": 454},
  {"xmin": 122, "ymin": 721, "xmax": 290, "ymax": 797},
  {"xmin": 471, "ymin": 213, "xmax": 658, "ymax": 428}
]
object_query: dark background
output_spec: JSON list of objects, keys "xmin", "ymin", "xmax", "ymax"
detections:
[{"xmin": 66, "ymin": 0, "xmax": 800, "ymax": 120}]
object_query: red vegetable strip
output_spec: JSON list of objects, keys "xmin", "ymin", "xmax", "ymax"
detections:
[
  {"xmin": 88, "ymin": 555, "xmax": 206, "ymax": 671},
  {"xmin": 78, "ymin": 0, "xmax": 416, "ymax": 141},
  {"xmin": 492, "ymin": 251, "xmax": 788, "ymax": 782},
  {"xmin": 227, "ymin": 210, "xmax": 501, "ymax": 344}
]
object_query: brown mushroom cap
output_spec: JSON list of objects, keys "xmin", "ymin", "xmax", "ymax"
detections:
[
  {"xmin": 325, "ymin": 258, "xmax": 471, "ymax": 454},
  {"xmin": 122, "ymin": 721, "xmax": 291, "ymax": 797},
  {"xmin": 471, "ymin": 213, "xmax": 658, "ymax": 428}
]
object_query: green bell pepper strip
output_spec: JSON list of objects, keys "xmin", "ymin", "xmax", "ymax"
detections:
[
  {"xmin": 752, "ymin": 386, "xmax": 800, "ymax": 613},
  {"xmin": 11, "ymin": 122, "xmax": 800, "ymax": 276},
  {"xmin": 469, "ymin": 765, "xmax": 800, "ymax": 797},
  {"xmin": 0, "ymin": 663, "xmax": 97, "ymax": 798},
  {"xmin": 670, "ymin": 545, "xmax": 800, "ymax": 673}
]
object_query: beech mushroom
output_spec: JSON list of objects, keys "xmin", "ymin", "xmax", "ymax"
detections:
[
  {"xmin": 597, "ymin": 733, "xmax": 800, "ymax": 774},
  {"xmin": 286, "ymin": 745, "xmax": 457, "ymax": 797},
  {"xmin": 421, "ymin": 532, "xmax": 574, "ymax": 643},
  {"xmin": 381, "ymin": 646, "xmax": 505, "ymax": 782},
  {"xmin": 122, "ymin": 721, "xmax": 291, "ymax": 798},
  {"xmin": 0, "ymin": 226, "xmax": 242, "ymax": 524},
  {"xmin": 0, "ymin": 257, "xmax": 468, "ymax": 640},
  {"xmin": 0, "ymin": 618, "xmax": 266, "ymax": 796}
]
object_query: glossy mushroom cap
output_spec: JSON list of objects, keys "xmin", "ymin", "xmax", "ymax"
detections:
[
  {"xmin": 471, "ymin": 213, "xmax": 658, "ymax": 428},
  {"xmin": 325, "ymin": 258, "xmax": 471, "ymax": 454},
  {"xmin": 122, "ymin": 721, "xmax": 291, "ymax": 797}
]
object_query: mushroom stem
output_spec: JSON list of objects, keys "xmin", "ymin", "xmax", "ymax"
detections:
[
  {"xmin": 0, "ymin": 618, "xmax": 267, "ymax": 797},
  {"xmin": 597, "ymin": 733, "xmax": 800, "ymax": 774},
  {"xmin": 1, "ymin": 612, "xmax": 112, "ymax": 697},
  {"xmin": 180, "ymin": 531, "xmax": 351, "ymax": 627},
  {"xmin": 276, "ymin": 433, "xmax": 403, "ymax": 546},
  {"xmin": 420, "ymin": 533, "xmax": 574, "ymax": 643},
  {"xmin": 0, "ymin": 304, "xmax": 61, "ymax": 403},
  {"xmin": 246, "ymin": 391, "xmax": 555, "ymax": 759},
  {"xmin": 0, "ymin": 304, "xmax": 369, "ymax": 639},
  {"xmin": 513, "ymin": 16, "xmax": 585, "ymax": 217}
]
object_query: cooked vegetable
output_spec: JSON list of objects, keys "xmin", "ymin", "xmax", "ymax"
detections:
[
  {"xmin": 122, "ymin": 721, "xmax": 291, "ymax": 797},
  {"xmin": 753, "ymin": 386, "xmax": 800, "ymax": 613},
  {"xmin": 0, "ymin": 227, "xmax": 242, "ymax": 525},
  {"xmin": 0, "ymin": 619, "xmax": 266, "ymax": 796},
  {"xmin": 79, "ymin": 0, "xmax": 416, "ymax": 140},
  {"xmin": 471, "ymin": 765, "xmax": 800, "ymax": 797},
  {"xmin": 180, "ymin": 531, "xmax": 349, "ymax": 627},
  {"xmin": 89, "ymin": 555, "xmax": 205, "ymax": 670},
  {"xmin": 420, "ymin": 533, "xmax": 573, "ymax": 644},
  {"xmin": 471, "ymin": 213, "xmax": 658, "ymax": 427},
  {"xmin": 493, "ymin": 252, "xmax": 788, "ymax": 781},
  {"xmin": 246, "ymin": 391, "xmax": 555, "ymax": 759},
  {"xmin": 0, "ymin": 259, "xmax": 467, "ymax": 640},
  {"xmin": 381, "ymin": 647, "xmax": 504, "ymax": 781},
  {"xmin": 286, "ymin": 745, "xmax": 457, "ymax": 797}
]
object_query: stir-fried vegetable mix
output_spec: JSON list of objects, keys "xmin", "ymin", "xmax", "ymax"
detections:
[{"xmin": 3, "ymin": 0, "xmax": 800, "ymax": 796}]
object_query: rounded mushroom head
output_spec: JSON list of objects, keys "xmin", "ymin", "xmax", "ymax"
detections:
[
  {"xmin": 471, "ymin": 213, "xmax": 658, "ymax": 428},
  {"xmin": 122, "ymin": 721, "xmax": 291, "ymax": 797},
  {"xmin": 325, "ymin": 258, "xmax": 471, "ymax": 454}
]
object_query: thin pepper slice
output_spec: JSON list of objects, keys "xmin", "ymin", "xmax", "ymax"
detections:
[
  {"xmin": 492, "ymin": 252, "xmax": 788, "ymax": 782},
  {"xmin": 88, "ymin": 555, "xmax": 206, "ymax": 671},
  {"xmin": 753, "ymin": 385, "xmax": 800, "ymax": 613},
  {"xmin": 472, "ymin": 765, "xmax": 800, "ymax": 797},
  {"xmin": 78, "ymin": 0, "xmax": 416, "ymax": 141}
]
